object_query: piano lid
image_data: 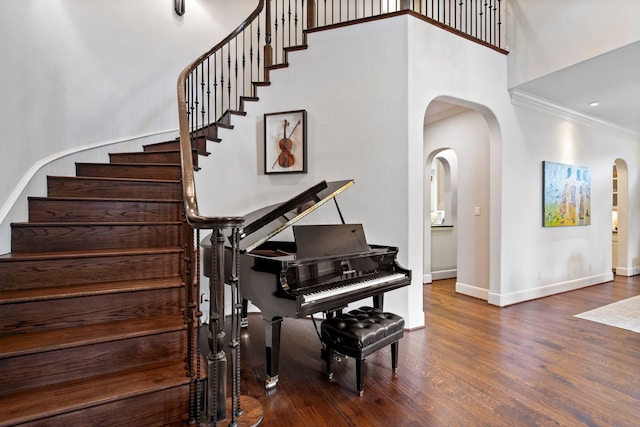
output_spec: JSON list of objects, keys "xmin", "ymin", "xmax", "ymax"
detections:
[{"xmin": 239, "ymin": 179, "xmax": 354, "ymax": 253}]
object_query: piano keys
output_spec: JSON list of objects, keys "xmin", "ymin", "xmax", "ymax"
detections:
[{"xmin": 201, "ymin": 180, "xmax": 411, "ymax": 389}]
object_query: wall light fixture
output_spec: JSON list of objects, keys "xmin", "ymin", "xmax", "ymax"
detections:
[{"xmin": 175, "ymin": 0, "xmax": 185, "ymax": 16}]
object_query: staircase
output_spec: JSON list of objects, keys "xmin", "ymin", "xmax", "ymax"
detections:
[{"xmin": 0, "ymin": 140, "xmax": 208, "ymax": 426}]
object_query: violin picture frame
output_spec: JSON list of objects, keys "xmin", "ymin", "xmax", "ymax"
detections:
[{"xmin": 264, "ymin": 109, "xmax": 307, "ymax": 174}]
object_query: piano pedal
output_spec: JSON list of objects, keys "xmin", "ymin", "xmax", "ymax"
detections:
[{"xmin": 240, "ymin": 317, "xmax": 248, "ymax": 328}]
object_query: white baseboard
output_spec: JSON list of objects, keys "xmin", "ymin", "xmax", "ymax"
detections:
[
  {"xmin": 487, "ymin": 272, "xmax": 613, "ymax": 307},
  {"xmin": 455, "ymin": 281, "xmax": 489, "ymax": 300},
  {"xmin": 432, "ymin": 269, "xmax": 457, "ymax": 280}
]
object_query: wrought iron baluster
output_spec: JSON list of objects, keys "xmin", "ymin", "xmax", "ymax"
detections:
[
  {"xmin": 234, "ymin": 38, "xmax": 239, "ymax": 111},
  {"xmin": 206, "ymin": 58, "xmax": 211, "ymax": 130},
  {"xmin": 282, "ymin": 1, "xmax": 286, "ymax": 58},
  {"xmin": 227, "ymin": 42, "xmax": 232, "ymax": 115},
  {"xmin": 213, "ymin": 52, "xmax": 218, "ymax": 122},
  {"xmin": 294, "ymin": 0, "xmax": 299, "ymax": 45},
  {"xmin": 497, "ymin": 0, "xmax": 502, "ymax": 48},
  {"xmin": 200, "ymin": 64, "xmax": 205, "ymax": 138}
]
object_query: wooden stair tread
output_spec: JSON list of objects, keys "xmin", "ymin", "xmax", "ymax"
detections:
[
  {"xmin": 0, "ymin": 276, "xmax": 184, "ymax": 304},
  {"xmin": 0, "ymin": 314, "xmax": 186, "ymax": 359},
  {"xmin": 11, "ymin": 220, "xmax": 182, "ymax": 226},
  {"xmin": 0, "ymin": 360, "xmax": 189, "ymax": 427},
  {"xmin": 110, "ymin": 149, "xmax": 190, "ymax": 155},
  {"xmin": 77, "ymin": 162, "xmax": 181, "ymax": 167},
  {"xmin": 0, "ymin": 246, "xmax": 182, "ymax": 261}
]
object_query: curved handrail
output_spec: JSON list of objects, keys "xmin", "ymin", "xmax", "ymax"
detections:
[{"xmin": 177, "ymin": 0, "xmax": 265, "ymax": 229}]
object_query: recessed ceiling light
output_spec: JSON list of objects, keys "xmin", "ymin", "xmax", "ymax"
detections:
[{"xmin": 590, "ymin": 101, "xmax": 600, "ymax": 107}]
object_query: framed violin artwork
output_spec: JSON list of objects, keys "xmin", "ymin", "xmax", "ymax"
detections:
[{"xmin": 264, "ymin": 109, "xmax": 307, "ymax": 174}]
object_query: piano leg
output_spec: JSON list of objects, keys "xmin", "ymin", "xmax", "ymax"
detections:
[
  {"xmin": 264, "ymin": 316, "xmax": 282, "ymax": 389},
  {"xmin": 373, "ymin": 294, "xmax": 384, "ymax": 310}
]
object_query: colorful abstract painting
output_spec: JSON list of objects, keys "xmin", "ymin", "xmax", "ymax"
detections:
[{"xmin": 543, "ymin": 161, "xmax": 591, "ymax": 227}]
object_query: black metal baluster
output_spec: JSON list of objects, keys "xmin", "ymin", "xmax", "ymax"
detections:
[
  {"xmin": 323, "ymin": 0, "xmax": 327, "ymax": 26},
  {"xmin": 235, "ymin": 37, "xmax": 239, "ymax": 111},
  {"xmin": 241, "ymin": 31, "xmax": 246, "ymax": 102},
  {"xmin": 220, "ymin": 46, "xmax": 225, "ymax": 121},
  {"xmin": 492, "ymin": 0, "xmax": 497, "ymax": 46},
  {"xmin": 332, "ymin": 0, "xmax": 335, "ymax": 24},
  {"xmin": 206, "ymin": 58, "xmax": 211, "ymax": 130},
  {"xmin": 287, "ymin": 0, "xmax": 292, "ymax": 49},
  {"xmin": 474, "ymin": 0, "xmax": 478, "ymax": 39},
  {"xmin": 497, "ymin": 0, "xmax": 502, "ymax": 48},
  {"xmin": 213, "ymin": 52, "xmax": 218, "ymax": 122},
  {"xmin": 200, "ymin": 64, "xmax": 205, "ymax": 136},
  {"xmin": 294, "ymin": 0, "xmax": 299, "ymax": 45},
  {"xmin": 274, "ymin": 0, "xmax": 279, "ymax": 63},
  {"xmin": 281, "ymin": 1, "xmax": 286, "ymax": 62},
  {"xmin": 227, "ymin": 42, "xmax": 232, "ymax": 115}
]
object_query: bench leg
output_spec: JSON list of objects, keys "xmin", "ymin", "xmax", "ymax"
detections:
[
  {"xmin": 326, "ymin": 347, "xmax": 334, "ymax": 379},
  {"xmin": 391, "ymin": 341, "xmax": 399, "ymax": 373},
  {"xmin": 356, "ymin": 358, "xmax": 364, "ymax": 396}
]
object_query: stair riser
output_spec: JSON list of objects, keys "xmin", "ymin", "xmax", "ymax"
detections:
[
  {"xmin": 0, "ymin": 330, "xmax": 186, "ymax": 394},
  {"xmin": 1, "ymin": 287, "xmax": 185, "ymax": 335},
  {"xmin": 0, "ymin": 252, "xmax": 182, "ymax": 291},
  {"xmin": 76, "ymin": 163, "xmax": 181, "ymax": 180},
  {"xmin": 47, "ymin": 177, "xmax": 181, "ymax": 200},
  {"xmin": 145, "ymin": 139, "xmax": 207, "ymax": 153},
  {"xmin": 109, "ymin": 151, "xmax": 192, "ymax": 165},
  {"xmin": 16, "ymin": 384, "xmax": 190, "ymax": 427},
  {"xmin": 28, "ymin": 199, "xmax": 182, "ymax": 223},
  {"xmin": 11, "ymin": 223, "xmax": 183, "ymax": 253}
]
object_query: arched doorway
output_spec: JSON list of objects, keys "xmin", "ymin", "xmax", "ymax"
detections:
[
  {"xmin": 613, "ymin": 158, "xmax": 629, "ymax": 275},
  {"xmin": 429, "ymin": 150, "xmax": 458, "ymax": 280},
  {"xmin": 423, "ymin": 99, "xmax": 493, "ymax": 300}
]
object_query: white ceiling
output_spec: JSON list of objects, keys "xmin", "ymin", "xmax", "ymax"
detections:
[{"xmin": 513, "ymin": 41, "xmax": 640, "ymax": 136}]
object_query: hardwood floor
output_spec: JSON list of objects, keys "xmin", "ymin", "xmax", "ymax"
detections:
[{"xmin": 235, "ymin": 276, "xmax": 640, "ymax": 426}]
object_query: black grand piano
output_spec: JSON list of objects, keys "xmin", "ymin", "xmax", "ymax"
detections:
[{"xmin": 202, "ymin": 179, "xmax": 411, "ymax": 389}]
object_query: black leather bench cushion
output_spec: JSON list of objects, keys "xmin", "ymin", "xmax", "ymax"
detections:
[{"xmin": 321, "ymin": 306, "xmax": 405, "ymax": 354}]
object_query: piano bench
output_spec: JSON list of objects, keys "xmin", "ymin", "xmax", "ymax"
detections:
[{"xmin": 320, "ymin": 306, "xmax": 404, "ymax": 396}]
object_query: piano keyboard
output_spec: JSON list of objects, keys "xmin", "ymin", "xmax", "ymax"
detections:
[{"xmin": 302, "ymin": 272, "xmax": 407, "ymax": 303}]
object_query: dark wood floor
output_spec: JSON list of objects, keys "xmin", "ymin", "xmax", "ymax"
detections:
[{"xmin": 235, "ymin": 276, "xmax": 640, "ymax": 426}]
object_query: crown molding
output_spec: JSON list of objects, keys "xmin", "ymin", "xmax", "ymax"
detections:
[{"xmin": 509, "ymin": 89, "xmax": 639, "ymax": 139}]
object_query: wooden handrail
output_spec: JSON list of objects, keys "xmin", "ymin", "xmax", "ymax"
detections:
[{"xmin": 176, "ymin": 0, "xmax": 265, "ymax": 230}]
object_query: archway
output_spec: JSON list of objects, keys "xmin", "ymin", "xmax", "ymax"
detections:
[
  {"xmin": 613, "ymin": 158, "xmax": 629, "ymax": 275},
  {"xmin": 423, "ymin": 98, "xmax": 497, "ymax": 301},
  {"xmin": 428, "ymin": 150, "xmax": 458, "ymax": 280}
]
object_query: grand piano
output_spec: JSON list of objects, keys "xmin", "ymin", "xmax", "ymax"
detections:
[{"xmin": 202, "ymin": 179, "xmax": 411, "ymax": 389}]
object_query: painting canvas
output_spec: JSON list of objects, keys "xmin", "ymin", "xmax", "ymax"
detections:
[{"xmin": 543, "ymin": 161, "xmax": 591, "ymax": 227}]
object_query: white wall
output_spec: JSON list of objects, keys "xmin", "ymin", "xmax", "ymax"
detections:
[
  {"xmin": 496, "ymin": 106, "xmax": 640, "ymax": 305},
  {"xmin": 0, "ymin": 0, "xmax": 256, "ymax": 254},
  {"xmin": 507, "ymin": 0, "xmax": 640, "ymax": 86}
]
